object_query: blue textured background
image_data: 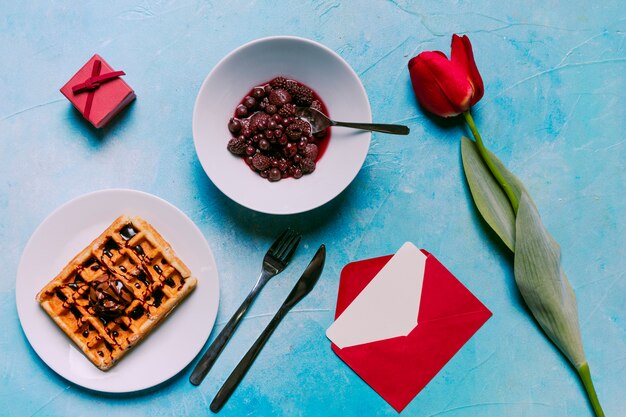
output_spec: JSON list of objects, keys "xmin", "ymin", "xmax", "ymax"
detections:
[{"xmin": 1, "ymin": 1, "xmax": 624, "ymax": 416}]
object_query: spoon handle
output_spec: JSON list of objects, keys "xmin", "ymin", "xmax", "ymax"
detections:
[{"xmin": 332, "ymin": 121, "xmax": 410, "ymax": 135}]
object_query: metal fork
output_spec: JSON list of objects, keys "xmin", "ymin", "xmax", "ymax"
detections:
[{"xmin": 189, "ymin": 228, "xmax": 301, "ymax": 386}]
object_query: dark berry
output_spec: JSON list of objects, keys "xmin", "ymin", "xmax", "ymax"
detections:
[
  {"xmin": 259, "ymin": 138, "xmax": 270, "ymax": 150},
  {"xmin": 286, "ymin": 119, "xmax": 311, "ymax": 140},
  {"xmin": 250, "ymin": 112, "xmax": 270, "ymax": 131},
  {"xmin": 278, "ymin": 135, "xmax": 288, "ymax": 145},
  {"xmin": 270, "ymin": 77, "xmax": 288, "ymax": 89},
  {"xmin": 304, "ymin": 143, "xmax": 319, "ymax": 160},
  {"xmin": 264, "ymin": 129, "xmax": 274, "ymax": 139},
  {"xmin": 293, "ymin": 89, "xmax": 312, "ymax": 106},
  {"xmin": 243, "ymin": 96, "xmax": 256, "ymax": 109},
  {"xmin": 252, "ymin": 87, "xmax": 265, "ymax": 99},
  {"xmin": 278, "ymin": 103, "xmax": 296, "ymax": 118},
  {"xmin": 269, "ymin": 89, "xmax": 292, "ymax": 106},
  {"xmin": 293, "ymin": 154, "xmax": 302, "ymax": 164},
  {"xmin": 268, "ymin": 168, "xmax": 281, "ymax": 182},
  {"xmin": 240, "ymin": 118, "xmax": 251, "ymax": 131},
  {"xmin": 300, "ymin": 158, "xmax": 316, "ymax": 174},
  {"xmin": 242, "ymin": 128, "xmax": 252, "ymax": 138},
  {"xmin": 228, "ymin": 118, "xmax": 242, "ymax": 134},
  {"xmin": 274, "ymin": 129, "xmax": 283, "ymax": 138},
  {"xmin": 264, "ymin": 85, "xmax": 272, "ymax": 94},
  {"xmin": 285, "ymin": 80, "xmax": 298, "ymax": 93},
  {"xmin": 235, "ymin": 104, "xmax": 248, "ymax": 117},
  {"xmin": 283, "ymin": 142, "xmax": 297, "ymax": 158},
  {"xmin": 286, "ymin": 82, "xmax": 313, "ymax": 106},
  {"xmin": 278, "ymin": 160, "xmax": 289, "ymax": 172},
  {"xmin": 298, "ymin": 139, "xmax": 308, "ymax": 150},
  {"xmin": 293, "ymin": 168, "xmax": 303, "ymax": 179},
  {"xmin": 245, "ymin": 156, "xmax": 254, "ymax": 165},
  {"xmin": 272, "ymin": 114, "xmax": 283, "ymax": 124},
  {"xmin": 266, "ymin": 104, "xmax": 277, "ymax": 115},
  {"xmin": 252, "ymin": 154, "xmax": 271, "ymax": 171},
  {"xmin": 227, "ymin": 137, "xmax": 246, "ymax": 155},
  {"xmin": 260, "ymin": 169, "xmax": 269, "ymax": 178},
  {"xmin": 245, "ymin": 145, "xmax": 256, "ymax": 156}
]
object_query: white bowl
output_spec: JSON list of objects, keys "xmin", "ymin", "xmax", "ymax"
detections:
[{"xmin": 192, "ymin": 36, "xmax": 371, "ymax": 215}]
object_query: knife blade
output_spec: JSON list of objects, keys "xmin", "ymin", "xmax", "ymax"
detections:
[{"xmin": 210, "ymin": 244, "xmax": 326, "ymax": 412}]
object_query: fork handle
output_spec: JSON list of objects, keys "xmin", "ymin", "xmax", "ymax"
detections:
[
  {"xmin": 210, "ymin": 305, "xmax": 288, "ymax": 412},
  {"xmin": 189, "ymin": 275, "xmax": 269, "ymax": 386},
  {"xmin": 332, "ymin": 121, "xmax": 410, "ymax": 135}
]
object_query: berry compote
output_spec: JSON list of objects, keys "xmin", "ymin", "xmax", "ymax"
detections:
[{"xmin": 227, "ymin": 76, "xmax": 330, "ymax": 182}]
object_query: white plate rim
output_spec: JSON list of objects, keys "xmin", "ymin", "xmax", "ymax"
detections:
[
  {"xmin": 15, "ymin": 188, "xmax": 220, "ymax": 393},
  {"xmin": 192, "ymin": 35, "xmax": 372, "ymax": 215}
]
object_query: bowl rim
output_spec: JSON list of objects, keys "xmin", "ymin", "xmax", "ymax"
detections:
[{"xmin": 192, "ymin": 35, "xmax": 372, "ymax": 215}]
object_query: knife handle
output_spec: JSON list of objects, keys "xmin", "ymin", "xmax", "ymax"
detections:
[{"xmin": 210, "ymin": 307, "xmax": 287, "ymax": 412}]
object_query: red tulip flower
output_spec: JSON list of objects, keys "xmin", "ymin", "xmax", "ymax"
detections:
[
  {"xmin": 408, "ymin": 34, "xmax": 484, "ymax": 117},
  {"xmin": 409, "ymin": 34, "xmax": 518, "ymax": 210}
]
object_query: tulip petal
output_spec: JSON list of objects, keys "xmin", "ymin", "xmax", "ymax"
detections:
[
  {"xmin": 409, "ymin": 51, "xmax": 473, "ymax": 117},
  {"xmin": 451, "ymin": 34, "xmax": 484, "ymax": 106}
]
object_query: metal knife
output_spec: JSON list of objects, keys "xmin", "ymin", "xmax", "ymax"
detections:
[{"xmin": 210, "ymin": 244, "xmax": 326, "ymax": 412}]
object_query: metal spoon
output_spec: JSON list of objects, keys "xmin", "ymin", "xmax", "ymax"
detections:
[{"xmin": 295, "ymin": 107, "xmax": 410, "ymax": 135}]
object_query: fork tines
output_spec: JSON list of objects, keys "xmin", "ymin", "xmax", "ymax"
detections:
[{"xmin": 268, "ymin": 229, "xmax": 301, "ymax": 262}]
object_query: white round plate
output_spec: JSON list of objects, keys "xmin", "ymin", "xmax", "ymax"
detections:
[
  {"xmin": 193, "ymin": 36, "xmax": 371, "ymax": 215},
  {"xmin": 16, "ymin": 189, "xmax": 220, "ymax": 393}
]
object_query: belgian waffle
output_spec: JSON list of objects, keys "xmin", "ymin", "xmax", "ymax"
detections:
[{"xmin": 36, "ymin": 215, "xmax": 197, "ymax": 371}]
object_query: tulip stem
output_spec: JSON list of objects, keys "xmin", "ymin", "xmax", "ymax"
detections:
[
  {"xmin": 578, "ymin": 362, "xmax": 605, "ymax": 417},
  {"xmin": 463, "ymin": 111, "xmax": 519, "ymax": 213}
]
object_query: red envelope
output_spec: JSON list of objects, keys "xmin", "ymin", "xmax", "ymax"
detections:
[{"xmin": 329, "ymin": 247, "xmax": 492, "ymax": 412}]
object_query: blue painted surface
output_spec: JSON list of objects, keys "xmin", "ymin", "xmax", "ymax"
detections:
[{"xmin": 1, "ymin": 1, "xmax": 624, "ymax": 416}]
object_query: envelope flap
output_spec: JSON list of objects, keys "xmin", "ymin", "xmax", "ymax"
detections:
[{"xmin": 418, "ymin": 252, "xmax": 491, "ymax": 323}]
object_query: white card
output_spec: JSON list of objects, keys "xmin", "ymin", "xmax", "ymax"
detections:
[{"xmin": 326, "ymin": 242, "xmax": 427, "ymax": 349}]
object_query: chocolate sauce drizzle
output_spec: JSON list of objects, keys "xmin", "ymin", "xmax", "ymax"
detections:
[
  {"xmin": 103, "ymin": 238, "xmax": 119, "ymax": 258},
  {"xmin": 119, "ymin": 224, "xmax": 137, "ymax": 241}
]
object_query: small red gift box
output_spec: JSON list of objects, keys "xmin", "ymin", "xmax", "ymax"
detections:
[{"xmin": 60, "ymin": 54, "xmax": 135, "ymax": 128}]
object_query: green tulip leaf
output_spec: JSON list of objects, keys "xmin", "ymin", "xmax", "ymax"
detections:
[
  {"xmin": 513, "ymin": 191, "xmax": 586, "ymax": 368},
  {"xmin": 460, "ymin": 134, "xmax": 603, "ymax": 416},
  {"xmin": 462, "ymin": 136, "xmax": 586, "ymax": 367},
  {"xmin": 461, "ymin": 137, "xmax": 517, "ymax": 250}
]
